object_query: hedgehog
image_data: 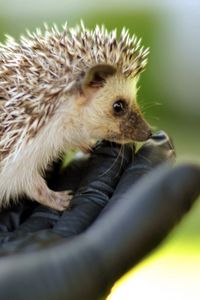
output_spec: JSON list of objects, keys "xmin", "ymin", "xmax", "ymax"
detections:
[{"xmin": 0, "ymin": 21, "xmax": 151, "ymax": 211}]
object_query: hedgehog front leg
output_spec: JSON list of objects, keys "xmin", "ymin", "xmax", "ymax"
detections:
[{"xmin": 29, "ymin": 176, "xmax": 73, "ymax": 211}]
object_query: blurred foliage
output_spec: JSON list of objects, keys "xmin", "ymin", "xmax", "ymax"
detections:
[{"xmin": 0, "ymin": 2, "xmax": 199, "ymax": 298}]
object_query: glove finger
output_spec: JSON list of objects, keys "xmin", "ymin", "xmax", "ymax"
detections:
[
  {"xmin": 102, "ymin": 131, "xmax": 175, "ymax": 203},
  {"xmin": 52, "ymin": 141, "xmax": 133, "ymax": 237},
  {"xmin": 151, "ymin": 130, "xmax": 174, "ymax": 149},
  {"xmin": 12, "ymin": 157, "xmax": 90, "ymax": 234},
  {"xmin": 134, "ymin": 130, "xmax": 176, "ymax": 167},
  {"xmin": 85, "ymin": 163, "xmax": 200, "ymax": 298},
  {"xmin": 0, "ymin": 201, "xmax": 36, "ymax": 233},
  {"xmin": 0, "ymin": 163, "xmax": 199, "ymax": 300},
  {"xmin": 46, "ymin": 156, "xmax": 90, "ymax": 192},
  {"xmin": 0, "ymin": 156, "xmax": 90, "ymax": 235},
  {"xmin": 0, "ymin": 141, "xmax": 133, "ymax": 253}
]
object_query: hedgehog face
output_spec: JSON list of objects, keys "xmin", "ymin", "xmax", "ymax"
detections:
[{"xmin": 80, "ymin": 64, "xmax": 151, "ymax": 144}]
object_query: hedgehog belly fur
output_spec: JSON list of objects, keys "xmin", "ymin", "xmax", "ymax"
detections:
[{"xmin": 0, "ymin": 100, "xmax": 84, "ymax": 207}]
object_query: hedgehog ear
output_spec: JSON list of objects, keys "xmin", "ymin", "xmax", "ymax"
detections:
[{"xmin": 83, "ymin": 64, "xmax": 116, "ymax": 88}]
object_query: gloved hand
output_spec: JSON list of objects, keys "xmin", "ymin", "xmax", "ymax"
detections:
[{"xmin": 0, "ymin": 131, "xmax": 199, "ymax": 300}]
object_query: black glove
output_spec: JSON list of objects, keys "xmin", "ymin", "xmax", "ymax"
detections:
[{"xmin": 0, "ymin": 131, "xmax": 199, "ymax": 300}]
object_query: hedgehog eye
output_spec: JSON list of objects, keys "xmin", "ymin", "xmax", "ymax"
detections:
[{"xmin": 113, "ymin": 99, "xmax": 127, "ymax": 116}]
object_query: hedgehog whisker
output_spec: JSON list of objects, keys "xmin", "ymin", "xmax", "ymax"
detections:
[
  {"xmin": 140, "ymin": 100, "xmax": 161, "ymax": 109},
  {"xmin": 99, "ymin": 141, "xmax": 124, "ymax": 178},
  {"xmin": 135, "ymin": 152, "xmax": 152, "ymax": 165}
]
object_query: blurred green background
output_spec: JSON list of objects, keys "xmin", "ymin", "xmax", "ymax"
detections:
[{"xmin": 0, "ymin": 0, "xmax": 199, "ymax": 299}]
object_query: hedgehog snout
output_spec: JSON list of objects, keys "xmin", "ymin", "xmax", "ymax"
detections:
[{"xmin": 120, "ymin": 111, "xmax": 152, "ymax": 142}]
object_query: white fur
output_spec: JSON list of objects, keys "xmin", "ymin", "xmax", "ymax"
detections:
[
  {"xmin": 0, "ymin": 74, "xmax": 142, "ymax": 208},
  {"xmin": 0, "ymin": 97, "xmax": 90, "ymax": 207}
]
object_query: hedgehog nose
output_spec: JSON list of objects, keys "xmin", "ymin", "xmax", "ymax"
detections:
[
  {"xmin": 133, "ymin": 118, "xmax": 152, "ymax": 142},
  {"xmin": 140, "ymin": 127, "xmax": 152, "ymax": 141}
]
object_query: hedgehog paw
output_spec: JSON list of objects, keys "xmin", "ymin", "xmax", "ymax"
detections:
[
  {"xmin": 32, "ymin": 185, "xmax": 73, "ymax": 211},
  {"xmin": 50, "ymin": 190, "xmax": 73, "ymax": 211}
]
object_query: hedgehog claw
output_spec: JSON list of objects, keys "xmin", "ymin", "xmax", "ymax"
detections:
[
  {"xmin": 32, "ymin": 185, "xmax": 73, "ymax": 211},
  {"xmin": 53, "ymin": 190, "xmax": 73, "ymax": 211}
]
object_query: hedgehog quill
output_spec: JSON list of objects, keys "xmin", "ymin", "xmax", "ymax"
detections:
[{"xmin": 0, "ymin": 22, "xmax": 151, "ymax": 211}]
